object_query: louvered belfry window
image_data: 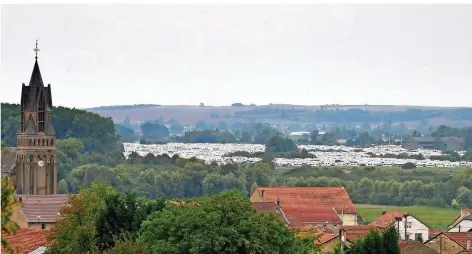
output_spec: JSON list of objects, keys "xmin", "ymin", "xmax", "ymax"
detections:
[{"xmin": 38, "ymin": 92, "xmax": 45, "ymax": 132}]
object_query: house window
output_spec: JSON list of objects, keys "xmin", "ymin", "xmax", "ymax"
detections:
[
  {"xmin": 406, "ymin": 222, "xmax": 412, "ymax": 228},
  {"xmin": 415, "ymin": 233, "xmax": 423, "ymax": 242},
  {"xmin": 41, "ymin": 223, "xmax": 46, "ymax": 230}
]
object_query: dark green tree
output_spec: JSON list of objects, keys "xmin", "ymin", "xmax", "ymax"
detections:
[
  {"xmin": 95, "ymin": 191, "xmax": 166, "ymax": 251},
  {"xmin": 309, "ymin": 129, "xmax": 319, "ymax": 144},
  {"xmin": 137, "ymin": 191, "xmax": 316, "ymax": 254},
  {"xmin": 140, "ymin": 122, "xmax": 169, "ymax": 141},
  {"xmin": 265, "ymin": 136, "xmax": 297, "ymax": 153},
  {"xmin": 382, "ymin": 226, "xmax": 400, "ymax": 254}
]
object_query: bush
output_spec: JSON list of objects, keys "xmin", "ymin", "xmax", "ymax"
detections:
[{"xmin": 402, "ymin": 162, "xmax": 416, "ymax": 169}]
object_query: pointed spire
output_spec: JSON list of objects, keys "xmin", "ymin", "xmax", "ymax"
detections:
[
  {"xmin": 44, "ymin": 117, "xmax": 55, "ymax": 136},
  {"xmin": 24, "ymin": 114, "xmax": 38, "ymax": 134},
  {"xmin": 29, "ymin": 60, "xmax": 44, "ymax": 87}
]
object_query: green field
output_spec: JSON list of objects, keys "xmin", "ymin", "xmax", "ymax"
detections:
[
  {"xmin": 416, "ymin": 167, "xmax": 468, "ymax": 173},
  {"xmin": 356, "ymin": 204, "xmax": 459, "ymax": 229}
]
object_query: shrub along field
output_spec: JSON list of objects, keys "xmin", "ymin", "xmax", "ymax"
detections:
[{"xmin": 356, "ymin": 204, "xmax": 459, "ymax": 229}]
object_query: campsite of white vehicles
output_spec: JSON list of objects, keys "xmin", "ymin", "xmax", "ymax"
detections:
[{"xmin": 123, "ymin": 143, "xmax": 472, "ymax": 169}]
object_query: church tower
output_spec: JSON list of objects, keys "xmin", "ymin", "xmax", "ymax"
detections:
[{"xmin": 15, "ymin": 41, "xmax": 57, "ymax": 195}]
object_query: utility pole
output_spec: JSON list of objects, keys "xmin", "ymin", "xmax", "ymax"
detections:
[{"xmin": 404, "ymin": 214, "xmax": 408, "ymax": 243}]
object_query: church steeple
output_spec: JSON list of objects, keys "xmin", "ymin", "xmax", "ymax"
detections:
[
  {"xmin": 15, "ymin": 41, "xmax": 58, "ymax": 195},
  {"xmin": 29, "ymin": 60, "xmax": 44, "ymax": 87}
]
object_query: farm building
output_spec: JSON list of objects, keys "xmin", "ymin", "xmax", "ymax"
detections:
[
  {"xmin": 250, "ymin": 187, "xmax": 361, "ymax": 227},
  {"xmin": 11, "ymin": 194, "xmax": 69, "ymax": 230},
  {"xmin": 425, "ymin": 232, "xmax": 472, "ymax": 253},
  {"xmin": 369, "ymin": 211, "xmax": 430, "ymax": 242}
]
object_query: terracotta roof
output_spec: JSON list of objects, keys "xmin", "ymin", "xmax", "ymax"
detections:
[
  {"xmin": 444, "ymin": 232, "xmax": 472, "ymax": 249},
  {"xmin": 315, "ymin": 233, "xmax": 339, "ymax": 244},
  {"xmin": 340, "ymin": 225, "xmax": 382, "ymax": 242},
  {"xmin": 429, "ymin": 227, "xmax": 444, "ymax": 239},
  {"xmin": 1, "ymin": 228, "xmax": 51, "ymax": 254},
  {"xmin": 369, "ymin": 211, "xmax": 406, "ymax": 228},
  {"xmin": 281, "ymin": 205, "xmax": 342, "ymax": 227},
  {"xmin": 464, "ymin": 208, "xmax": 472, "ymax": 215},
  {"xmin": 252, "ymin": 201, "xmax": 291, "ymax": 225},
  {"xmin": 398, "ymin": 240, "xmax": 410, "ymax": 253},
  {"xmin": 399, "ymin": 240, "xmax": 436, "ymax": 254},
  {"xmin": 253, "ymin": 187, "xmax": 357, "ymax": 214},
  {"xmin": 17, "ymin": 194, "xmax": 69, "ymax": 223},
  {"xmin": 252, "ymin": 201, "xmax": 279, "ymax": 213}
]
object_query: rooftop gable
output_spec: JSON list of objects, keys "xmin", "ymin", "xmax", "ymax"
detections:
[
  {"xmin": 253, "ymin": 187, "xmax": 357, "ymax": 214},
  {"xmin": 444, "ymin": 232, "xmax": 472, "ymax": 249},
  {"xmin": 17, "ymin": 194, "xmax": 70, "ymax": 223},
  {"xmin": 340, "ymin": 225, "xmax": 382, "ymax": 242}
]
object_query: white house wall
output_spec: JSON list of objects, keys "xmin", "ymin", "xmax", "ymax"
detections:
[
  {"xmin": 393, "ymin": 215, "xmax": 429, "ymax": 242},
  {"xmin": 448, "ymin": 220, "xmax": 472, "ymax": 232}
]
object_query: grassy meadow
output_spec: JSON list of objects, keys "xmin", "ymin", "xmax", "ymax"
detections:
[{"xmin": 356, "ymin": 204, "xmax": 459, "ymax": 229}]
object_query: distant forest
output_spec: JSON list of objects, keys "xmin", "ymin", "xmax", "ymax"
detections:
[
  {"xmin": 232, "ymin": 107, "xmax": 472, "ymax": 123},
  {"xmin": 1, "ymin": 103, "xmax": 122, "ymax": 153},
  {"xmin": 87, "ymin": 104, "xmax": 160, "ymax": 110}
]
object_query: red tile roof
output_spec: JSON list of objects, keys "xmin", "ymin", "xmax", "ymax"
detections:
[
  {"xmin": 1, "ymin": 228, "xmax": 51, "ymax": 254},
  {"xmin": 282, "ymin": 205, "xmax": 342, "ymax": 227},
  {"xmin": 315, "ymin": 233, "xmax": 339, "ymax": 244},
  {"xmin": 252, "ymin": 201, "xmax": 291, "ymax": 225},
  {"xmin": 429, "ymin": 228, "xmax": 444, "ymax": 239},
  {"xmin": 398, "ymin": 240, "xmax": 436, "ymax": 253},
  {"xmin": 444, "ymin": 232, "xmax": 472, "ymax": 249},
  {"xmin": 398, "ymin": 240, "xmax": 410, "ymax": 253},
  {"xmin": 253, "ymin": 187, "xmax": 357, "ymax": 214},
  {"xmin": 252, "ymin": 202, "xmax": 342, "ymax": 228},
  {"xmin": 340, "ymin": 225, "xmax": 382, "ymax": 242},
  {"xmin": 369, "ymin": 211, "xmax": 406, "ymax": 228},
  {"xmin": 17, "ymin": 194, "xmax": 69, "ymax": 223}
]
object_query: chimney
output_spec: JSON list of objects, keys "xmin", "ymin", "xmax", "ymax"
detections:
[
  {"xmin": 382, "ymin": 211, "xmax": 387, "ymax": 215},
  {"xmin": 276, "ymin": 197, "xmax": 280, "ymax": 207},
  {"xmin": 261, "ymin": 190, "xmax": 265, "ymax": 199},
  {"xmin": 339, "ymin": 229, "xmax": 346, "ymax": 243},
  {"xmin": 467, "ymin": 235, "xmax": 471, "ymax": 251}
]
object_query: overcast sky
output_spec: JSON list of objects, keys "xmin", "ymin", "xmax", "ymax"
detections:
[{"xmin": 1, "ymin": 4, "xmax": 471, "ymax": 108}]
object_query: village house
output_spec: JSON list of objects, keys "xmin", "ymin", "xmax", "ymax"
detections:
[
  {"xmin": 315, "ymin": 233, "xmax": 340, "ymax": 253},
  {"xmin": 399, "ymin": 240, "xmax": 437, "ymax": 254},
  {"xmin": 11, "ymin": 194, "xmax": 69, "ymax": 230},
  {"xmin": 448, "ymin": 208, "xmax": 472, "ymax": 233},
  {"xmin": 250, "ymin": 187, "xmax": 361, "ymax": 227},
  {"xmin": 425, "ymin": 232, "xmax": 472, "ymax": 254},
  {"xmin": 370, "ymin": 211, "xmax": 430, "ymax": 242}
]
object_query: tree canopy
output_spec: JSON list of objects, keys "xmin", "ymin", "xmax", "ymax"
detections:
[{"xmin": 137, "ymin": 190, "xmax": 318, "ymax": 254}]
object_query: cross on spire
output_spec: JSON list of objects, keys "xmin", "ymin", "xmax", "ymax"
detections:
[{"xmin": 33, "ymin": 39, "xmax": 40, "ymax": 59}]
